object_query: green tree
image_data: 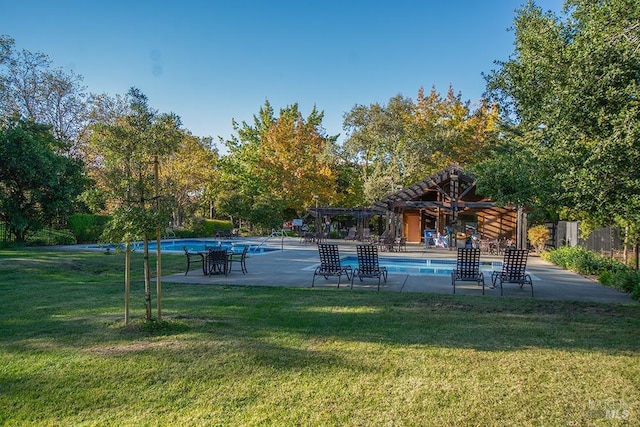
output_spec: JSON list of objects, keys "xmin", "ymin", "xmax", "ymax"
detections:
[
  {"xmin": 162, "ymin": 133, "xmax": 218, "ymax": 227},
  {"xmin": 0, "ymin": 118, "xmax": 85, "ymax": 241},
  {"xmin": 343, "ymin": 87, "xmax": 498, "ymax": 203},
  {"xmin": 0, "ymin": 35, "xmax": 89, "ymax": 155},
  {"xmin": 218, "ymin": 100, "xmax": 340, "ymax": 229},
  {"xmin": 343, "ymin": 95, "xmax": 414, "ymax": 203},
  {"xmin": 90, "ymin": 88, "xmax": 181, "ymax": 323},
  {"xmin": 481, "ymin": 0, "xmax": 640, "ymax": 237},
  {"xmin": 257, "ymin": 105, "xmax": 338, "ymax": 212}
]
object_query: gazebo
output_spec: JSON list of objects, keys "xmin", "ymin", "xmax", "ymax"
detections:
[{"xmin": 372, "ymin": 164, "xmax": 527, "ymax": 248}]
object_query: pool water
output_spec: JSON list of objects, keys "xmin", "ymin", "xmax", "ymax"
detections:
[{"xmin": 340, "ymin": 256, "xmax": 503, "ymax": 276}]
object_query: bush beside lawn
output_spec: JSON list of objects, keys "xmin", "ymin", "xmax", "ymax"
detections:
[{"xmin": 542, "ymin": 246, "xmax": 640, "ymax": 300}]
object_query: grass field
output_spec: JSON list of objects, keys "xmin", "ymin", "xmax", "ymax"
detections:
[{"xmin": 1, "ymin": 249, "xmax": 639, "ymax": 425}]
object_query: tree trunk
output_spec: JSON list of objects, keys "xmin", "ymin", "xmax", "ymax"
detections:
[
  {"xmin": 125, "ymin": 243, "xmax": 131, "ymax": 325},
  {"xmin": 143, "ymin": 239, "xmax": 152, "ymax": 320},
  {"xmin": 623, "ymin": 224, "xmax": 629, "ymax": 265},
  {"xmin": 156, "ymin": 230, "xmax": 162, "ymax": 321}
]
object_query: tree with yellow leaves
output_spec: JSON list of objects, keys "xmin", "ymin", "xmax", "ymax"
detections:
[
  {"xmin": 343, "ymin": 86, "xmax": 499, "ymax": 203},
  {"xmin": 218, "ymin": 100, "xmax": 339, "ymax": 230},
  {"xmin": 161, "ymin": 133, "xmax": 218, "ymax": 227}
]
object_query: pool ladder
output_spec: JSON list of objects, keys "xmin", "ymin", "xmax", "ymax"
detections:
[{"xmin": 253, "ymin": 229, "xmax": 285, "ymax": 250}]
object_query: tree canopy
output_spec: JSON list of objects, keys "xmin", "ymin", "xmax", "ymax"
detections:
[
  {"xmin": 215, "ymin": 100, "xmax": 341, "ymax": 229},
  {"xmin": 0, "ymin": 35, "xmax": 89, "ymax": 156},
  {"xmin": 343, "ymin": 86, "xmax": 499, "ymax": 203},
  {"xmin": 0, "ymin": 118, "xmax": 85, "ymax": 241},
  {"xmin": 477, "ymin": 0, "xmax": 640, "ymax": 233}
]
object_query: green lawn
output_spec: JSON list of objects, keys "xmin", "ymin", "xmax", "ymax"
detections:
[{"xmin": 1, "ymin": 249, "xmax": 639, "ymax": 425}]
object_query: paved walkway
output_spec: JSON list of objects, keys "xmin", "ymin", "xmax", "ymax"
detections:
[{"xmin": 163, "ymin": 237, "xmax": 636, "ymax": 304}]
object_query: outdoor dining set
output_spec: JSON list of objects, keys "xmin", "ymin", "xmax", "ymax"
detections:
[{"xmin": 183, "ymin": 245, "xmax": 248, "ymax": 276}]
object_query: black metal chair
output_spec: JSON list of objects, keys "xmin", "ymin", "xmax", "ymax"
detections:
[
  {"xmin": 491, "ymin": 249, "xmax": 533, "ymax": 296},
  {"xmin": 451, "ymin": 248, "xmax": 485, "ymax": 294},
  {"xmin": 206, "ymin": 249, "xmax": 229, "ymax": 276},
  {"xmin": 351, "ymin": 245, "xmax": 388, "ymax": 291},
  {"xmin": 312, "ymin": 243, "xmax": 352, "ymax": 288},
  {"xmin": 227, "ymin": 246, "xmax": 249, "ymax": 274},
  {"xmin": 183, "ymin": 246, "xmax": 204, "ymax": 275}
]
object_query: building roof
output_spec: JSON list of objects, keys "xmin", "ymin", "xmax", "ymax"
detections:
[
  {"xmin": 373, "ymin": 163, "xmax": 482, "ymax": 211},
  {"xmin": 308, "ymin": 206, "xmax": 384, "ymax": 219}
]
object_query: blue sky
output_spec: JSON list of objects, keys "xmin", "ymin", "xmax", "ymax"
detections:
[{"xmin": 2, "ymin": 0, "xmax": 562, "ymax": 150}]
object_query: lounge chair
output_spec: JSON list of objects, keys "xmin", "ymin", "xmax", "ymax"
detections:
[
  {"xmin": 312, "ymin": 243, "xmax": 352, "ymax": 288},
  {"xmin": 227, "ymin": 245, "xmax": 248, "ymax": 274},
  {"xmin": 344, "ymin": 228, "xmax": 357, "ymax": 240},
  {"xmin": 183, "ymin": 246, "xmax": 204, "ymax": 275},
  {"xmin": 206, "ymin": 249, "xmax": 229, "ymax": 276},
  {"xmin": 351, "ymin": 245, "xmax": 388, "ymax": 291},
  {"xmin": 360, "ymin": 228, "xmax": 371, "ymax": 242},
  {"xmin": 451, "ymin": 248, "xmax": 485, "ymax": 294},
  {"xmin": 491, "ymin": 249, "xmax": 533, "ymax": 296}
]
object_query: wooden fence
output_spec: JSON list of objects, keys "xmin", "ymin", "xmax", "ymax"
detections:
[{"xmin": 546, "ymin": 221, "xmax": 638, "ymax": 264}]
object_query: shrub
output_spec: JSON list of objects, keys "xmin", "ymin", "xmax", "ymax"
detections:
[
  {"xmin": 542, "ymin": 246, "xmax": 606, "ymax": 275},
  {"xmin": 543, "ymin": 246, "xmax": 639, "ymax": 300},
  {"xmin": 204, "ymin": 219, "xmax": 233, "ymax": 236},
  {"xmin": 26, "ymin": 228, "xmax": 76, "ymax": 246},
  {"xmin": 176, "ymin": 218, "xmax": 233, "ymax": 238},
  {"xmin": 68, "ymin": 213, "xmax": 111, "ymax": 243},
  {"xmin": 598, "ymin": 270, "xmax": 640, "ymax": 294},
  {"xmin": 527, "ymin": 225, "xmax": 549, "ymax": 253}
]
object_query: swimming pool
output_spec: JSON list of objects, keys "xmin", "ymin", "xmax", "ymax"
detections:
[
  {"xmin": 340, "ymin": 256, "xmax": 503, "ymax": 276},
  {"xmin": 87, "ymin": 239, "xmax": 279, "ymax": 255}
]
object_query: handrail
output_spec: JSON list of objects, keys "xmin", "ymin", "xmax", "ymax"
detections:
[{"xmin": 253, "ymin": 229, "xmax": 285, "ymax": 250}]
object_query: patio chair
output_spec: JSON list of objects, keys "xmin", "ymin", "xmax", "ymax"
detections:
[
  {"xmin": 351, "ymin": 244, "xmax": 388, "ymax": 291},
  {"xmin": 479, "ymin": 239, "xmax": 495, "ymax": 254},
  {"xmin": 451, "ymin": 248, "xmax": 485, "ymax": 294},
  {"xmin": 379, "ymin": 235, "xmax": 395, "ymax": 252},
  {"xmin": 206, "ymin": 249, "xmax": 229, "ymax": 276},
  {"xmin": 344, "ymin": 228, "xmax": 357, "ymax": 240},
  {"xmin": 498, "ymin": 238, "xmax": 515, "ymax": 255},
  {"xmin": 183, "ymin": 246, "xmax": 204, "ymax": 275},
  {"xmin": 491, "ymin": 249, "xmax": 533, "ymax": 296},
  {"xmin": 312, "ymin": 243, "xmax": 352, "ymax": 288},
  {"xmin": 227, "ymin": 245, "xmax": 248, "ymax": 274},
  {"xmin": 360, "ymin": 228, "xmax": 371, "ymax": 242}
]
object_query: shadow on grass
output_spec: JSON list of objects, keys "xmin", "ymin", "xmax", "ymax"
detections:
[{"xmin": 1, "ymin": 249, "xmax": 639, "ymax": 358}]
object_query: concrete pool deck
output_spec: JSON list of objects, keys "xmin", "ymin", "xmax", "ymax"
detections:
[{"xmin": 162, "ymin": 237, "xmax": 636, "ymax": 304}]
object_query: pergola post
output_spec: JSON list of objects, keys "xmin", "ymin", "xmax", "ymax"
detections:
[{"xmin": 516, "ymin": 207, "xmax": 527, "ymax": 249}]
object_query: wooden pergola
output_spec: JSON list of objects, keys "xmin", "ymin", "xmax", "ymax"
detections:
[
  {"xmin": 306, "ymin": 207, "xmax": 385, "ymax": 237},
  {"xmin": 372, "ymin": 164, "xmax": 527, "ymax": 248}
]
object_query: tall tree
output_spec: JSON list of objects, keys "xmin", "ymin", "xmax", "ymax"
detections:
[
  {"xmin": 343, "ymin": 87, "xmax": 498, "ymax": 203},
  {"xmin": 480, "ymin": 0, "xmax": 640, "ymax": 235},
  {"xmin": 90, "ymin": 88, "xmax": 181, "ymax": 323},
  {"xmin": 218, "ymin": 100, "xmax": 339, "ymax": 229},
  {"xmin": 0, "ymin": 118, "xmax": 85, "ymax": 241},
  {"xmin": 0, "ymin": 35, "xmax": 89, "ymax": 156},
  {"xmin": 258, "ymin": 105, "xmax": 337, "ymax": 212},
  {"xmin": 162, "ymin": 133, "xmax": 218, "ymax": 227}
]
